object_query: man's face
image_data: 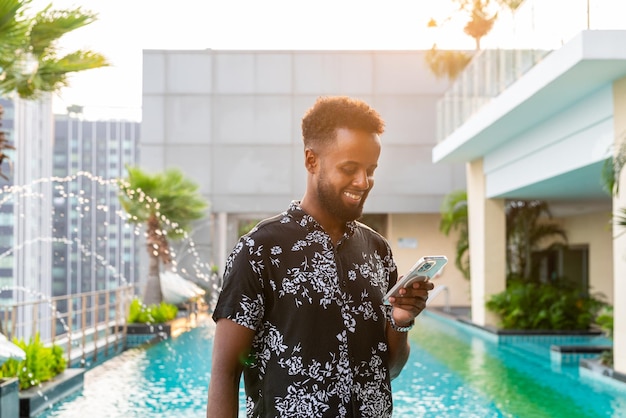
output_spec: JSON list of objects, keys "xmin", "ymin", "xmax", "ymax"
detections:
[{"xmin": 315, "ymin": 128, "xmax": 381, "ymax": 224}]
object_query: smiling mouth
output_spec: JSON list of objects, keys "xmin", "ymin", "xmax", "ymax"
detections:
[{"xmin": 344, "ymin": 191, "xmax": 363, "ymax": 202}]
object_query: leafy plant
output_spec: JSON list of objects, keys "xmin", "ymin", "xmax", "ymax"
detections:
[
  {"xmin": 439, "ymin": 193, "xmax": 567, "ymax": 282},
  {"xmin": 596, "ymin": 305, "xmax": 614, "ymax": 339},
  {"xmin": 118, "ymin": 167, "xmax": 208, "ymax": 305},
  {"xmin": 424, "ymin": 0, "xmax": 525, "ymax": 81},
  {"xmin": 424, "ymin": 47, "xmax": 473, "ymax": 81},
  {"xmin": 0, "ymin": 0, "xmax": 108, "ymax": 179},
  {"xmin": 506, "ymin": 200, "xmax": 568, "ymax": 280},
  {"xmin": 0, "ymin": 333, "xmax": 67, "ymax": 390},
  {"xmin": 486, "ymin": 278, "xmax": 606, "ymax": 330},
  {"xmin": 439, "ymin": 189, "xmax": 470, "ymax": 279},
  {"xmin": 595, "ymin": 305, "xmax": 614, "ymax": 367},
  {"xmin": 127, "ymin": 298, "xmax": 178, "ymax": 325}
]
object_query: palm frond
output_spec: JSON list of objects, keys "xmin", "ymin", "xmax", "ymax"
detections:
[
  {"xmin": 0, "ymin": 0, "xmax": 30, "ymax": 65},
  {"xmin": 118, "ymin": 166, "xmax": 209, "ymax": 241},
  {"xmin": 424, "ymin": 46, "xmax": 472, "ymax": 81},
  {"xmin": 30, "ymin": 6, "xmax": 97, "ymax": 57},
  {"xmin": 439, "ymin": 189, "xmax": 468, "ymax": 234},
  {"xmin": 0, "ymin": 1, "xmax": 107, "ymax": 100}
]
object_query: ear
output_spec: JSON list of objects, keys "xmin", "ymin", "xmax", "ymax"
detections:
[{"xmin": 304, "ymin": 148, "xmax": 318, "ymax": 174}]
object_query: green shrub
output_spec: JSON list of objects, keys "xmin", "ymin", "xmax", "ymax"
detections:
[
  {"xmin": 0, "ymin": 333, "xmax": 67, "ymax": 390},
  {"xmin": 486, "ymin": 279, "xmax": 606, "ymax": 330},
  {"xmin": 596, "ymin": 305, "xmax": 614, "ymax": 339},
  {"xmin": 595, "ymin": 305, "xmax": 614, "ymax": 367},
  {"xmin": 128, "ymin": 298, "xmax": 178, "ymax": 324}
]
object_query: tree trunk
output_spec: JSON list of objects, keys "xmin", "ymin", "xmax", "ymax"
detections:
[
  {"xmin": 142, "ymin": 251, "xmax": 163, "ymax": 305},
  {"xmin": 142, "ymin": 214, "xmax": 168, "ymax": 305}
]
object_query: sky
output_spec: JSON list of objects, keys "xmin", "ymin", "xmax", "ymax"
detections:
[
  {"xmin": 33, "ymin": 0, "xmax": 474, "ymax": 120},
  {"xmin": 30, "ymin": 0, "xmax": 624, "ymax": 121}
]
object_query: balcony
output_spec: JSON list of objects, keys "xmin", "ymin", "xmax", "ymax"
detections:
[
  {"xmin": 435, "ymin": 0, "xmax": 624, "ymax": 146},
  {"xmin": 436, "ymin": 48, "xmax": 550, "ymax": 143}
]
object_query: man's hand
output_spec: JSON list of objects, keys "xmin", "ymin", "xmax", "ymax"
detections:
[{"xmin": 386, "ymin": 279, "xmax": 435, "ymax": 326}]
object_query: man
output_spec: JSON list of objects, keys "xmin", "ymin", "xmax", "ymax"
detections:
[{"xmin": 207, "ymin": 96, "xmax": 433, "ymax": 417}]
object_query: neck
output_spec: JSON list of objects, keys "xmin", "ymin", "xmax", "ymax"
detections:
[{"xmin": 299, "ymin": 196, "xmax": 346, "ymax": 243}]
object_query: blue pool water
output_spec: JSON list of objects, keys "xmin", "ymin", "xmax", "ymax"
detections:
[{"xmin": 40, "ymin": 311, "xmax": 626, "ymax": 417}]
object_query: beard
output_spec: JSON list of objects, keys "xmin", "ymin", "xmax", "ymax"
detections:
[{"xmin": 317, "ymin": 173, "xmax": 368, "ymax": 224}]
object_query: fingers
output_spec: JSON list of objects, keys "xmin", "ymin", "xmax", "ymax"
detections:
[
  {"xmin": 386, "ymin": 280, "xmax": 433, "ymax": 313},
  {"xmin": 394, "ymin": 280, "xmax": 433, "ymax": 298}
]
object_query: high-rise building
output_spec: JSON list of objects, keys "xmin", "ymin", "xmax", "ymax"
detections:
[
  {"xmin": 51, "ymin": 115, "xmax": 140, "ymax": 300},
  {"xmin": 0, "ymin": 98, "xmax": 16, "ymax": 297},
  {"xmin": 0, "ymin": 97, "xmax": 140, "ymax": 337}
]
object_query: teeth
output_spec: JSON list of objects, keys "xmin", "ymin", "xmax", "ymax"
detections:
[{"xmin": 345, "ymin": 192, "xmax": 362, "ymax": 201}]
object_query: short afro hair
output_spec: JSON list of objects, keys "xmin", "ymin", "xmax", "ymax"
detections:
[{"xmin": 301, "ymin": 96, "xmax": 385, "ymax": 149}]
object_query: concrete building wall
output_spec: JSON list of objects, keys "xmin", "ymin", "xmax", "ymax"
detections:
[
  {"xmin": 484, "ymin": 85, "xmax": 613, "ymax": 199},
  {"xmin": 141, "ymin": 49, "xmax": 466, "ymax": 275},
  {"xmin": 561, "ymin": 211, "xmax": 614, "ymax": 303},
  {"xmin": 388, "ymin": 213, "xmax": 471, "ymax": 308}
]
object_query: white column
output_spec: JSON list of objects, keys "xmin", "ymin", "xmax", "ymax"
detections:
[
  {"xmin": 467, "ymin": 159, "xmax": 506, "ymax": 327},
  {"xmin": 612, "ymin": 77, "xmax": 626, "ymax": 374}
]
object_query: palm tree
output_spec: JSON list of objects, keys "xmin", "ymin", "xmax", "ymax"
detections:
[
  {"xmin": 118, "ymin": 167, "xmax": 209, "ymax": 305},
  {"xmin": 440, "ymin": 191, "xmax": 569, "ymax": 281},
  {"xmin": 424, "ymin": 0, "xmax": 519, "ymax": 80},
  {"xmin": 424, "ymin": 46, "xmax": 473, "ymax": 81},
  {"xmin": 601, "ymin": 134, "xmax": 626, "ymax": 236},
  {"xmin": 0, "ymin": 0, "xmax": 108, "ymax": 179},
  {"xmin": 506, "ymin": 200, "xmax": 568, "ymax": 280},
  {"xmin": 439, "ymin": 190, "xmax": 470, "ymax": 279},
  {"xmin": 462, "ymin": 1, "xmax": 498, "ymax": 50},
  {"xmin": 601, "ymin": 136, "xmax": 626, "ymax": 197}
]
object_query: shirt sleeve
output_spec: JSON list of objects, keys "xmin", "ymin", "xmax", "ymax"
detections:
[
  {"xmin": 385, "ymin": 240, "xmax": 398, "ymax": 292},
  {"xmin": 212, "ymin": 235, "xmax": 266, "ymax": 331}
]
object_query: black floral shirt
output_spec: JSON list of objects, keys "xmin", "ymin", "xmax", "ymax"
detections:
[{"xmin": 213, "ymin": 201, "xmax": 398, "ymax": 418}]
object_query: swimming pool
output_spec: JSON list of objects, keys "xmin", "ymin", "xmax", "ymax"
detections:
[{"xmin": 40, "ymin": 311, "xmax": 626, "ymax": 417}]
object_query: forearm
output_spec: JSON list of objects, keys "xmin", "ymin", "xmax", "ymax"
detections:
[
  {"xmin": 386, "ymin": 326, "xmax": 410, "ymax": 379},
  {"xmin": 206, "ymin": 319, "xmax": 254, "ymax": 418},
  {"xmin": 206, "ymin": 368, "xmax": 241, "ymax": 418},
  {"xmin": 384, "ymin": 278, "xmax": 432, "ymax": 378}
]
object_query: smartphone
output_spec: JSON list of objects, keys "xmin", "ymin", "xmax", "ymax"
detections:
[{"xmin": 383, "ymin": 255, "xmax": 448, "ymax": 305}]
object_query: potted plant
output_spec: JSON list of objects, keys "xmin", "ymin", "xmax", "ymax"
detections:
[
  {"xmin": 124, "ymin": 298, "xmax": 179, "ymax": 348},
  {"xmin": 0, "ymin": 333, "xmax": 84, "ymax": 417},
  {"xmin": 485, "ymin": 278, "xmax": 606, "ymax": 331}
]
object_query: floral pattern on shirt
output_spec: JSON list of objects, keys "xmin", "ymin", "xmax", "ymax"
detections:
[{"xmin": 213, "ymin": 201, "xmax": 398, "ymax": 417}]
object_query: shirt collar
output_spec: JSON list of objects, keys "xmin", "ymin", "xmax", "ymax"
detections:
[{"xmin": 287, "ymin": 200, "xmax": 357, "ymax": 238}]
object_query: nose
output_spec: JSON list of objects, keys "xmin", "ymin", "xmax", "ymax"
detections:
[{"xmin": 353, "ymin": 170, "xmax": 370, "ymax": 190}]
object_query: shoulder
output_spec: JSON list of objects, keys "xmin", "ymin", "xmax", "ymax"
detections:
[
  {"xmin": 354, "ymin": 221, "xmax": 388, "ymax": 243},
  {"xmin": 246, "ymin": 211, "xmax": 297, "ymax": 240},
  {"xmin": 353, "ymin": 221, "xmax": 393, "ymax": 254},
  {"xmin": 234, "ymin": 211, "xmax": 303, "ymax": 255}
]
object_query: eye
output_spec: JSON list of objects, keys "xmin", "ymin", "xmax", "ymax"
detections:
[{"xmin": 341, "ymin": 166, "xmax": 357, "ymax": 175}]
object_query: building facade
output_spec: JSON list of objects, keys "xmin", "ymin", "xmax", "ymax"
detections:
[
  {"xmin": 140, "ymin": 50, "xmax": 470, "ymax": 307},
  {"xmin": 51, "ymin": 116, "xmax": 140, "ymax": 299},
  {"xmin": 0, "ymin": 97, "xmax": 140, "ymax": 337},
  {"xmin": 0, "ymin": 96, "xmax": 54, "ymax": 306},
  {"xmin": 433, "ymin": 26, "xmax": 626, "ymax": 377}
]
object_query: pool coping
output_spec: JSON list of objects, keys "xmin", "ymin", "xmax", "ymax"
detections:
[
  {"xmin": 428, "ymin": 306, "xmax": 604, "ymax": 337},
  {"xmin": 11, "ymin": 313, "xmax": 211, "ymax": 416},
  {"xmin": 580, "ymin": 358, "xmax": 626, "ymax": 385},
  {"xmin": 18, "ymin": 368, "xmax": 85, "ymax": 418}
]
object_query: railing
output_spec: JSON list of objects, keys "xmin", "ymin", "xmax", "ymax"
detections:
[
  {"xmin": 0, "ymin": 285, "xmax": 135, "ymax": 366},
  {"xmin": 428, "ymin": 285, "xmax": 452, "ymax": 313},
  {"xmin": 436, "ymin": 0, "xmax": 624, "ymax": 142},
  {"xmin": 436, "ymin": 48, "xmax": 549, "ymax": 142}
]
